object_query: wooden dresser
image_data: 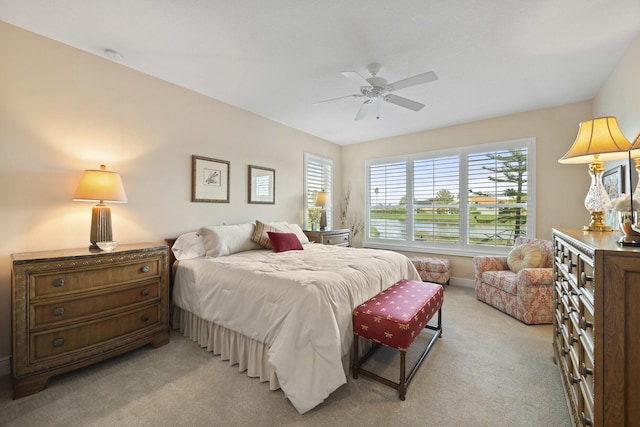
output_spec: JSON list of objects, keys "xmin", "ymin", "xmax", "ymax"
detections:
[
  {"xmin": 552, "ymin": 229, "xmax": 640, "ymax": 426},
  {"xmin": 11, "ymin": 243, "xmax": 170, "ymax": 398},
  {"xmin": 303, "ymin": 228, "xmax": 351, "ymax": 247}
]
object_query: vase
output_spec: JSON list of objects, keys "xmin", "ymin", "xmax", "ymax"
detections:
[{"xmin": 617, "ymin": 211, "xmax": 638, "ymax": 235}]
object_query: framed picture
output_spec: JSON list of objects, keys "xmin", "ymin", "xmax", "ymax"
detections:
[
  {"xmin": 603, "ymin": 165, "xmax": 624, "ymax": 200},
  {"xmin": 248, "ymin": 165, "xmax": 275, "ymax": 204},
  {"xmin": 191, "ymin": 155, "xmax": 230, "ymax": 203},
  {"xmin": 603, "ymin": 164, "xmax": 624, "ymax": 228}
]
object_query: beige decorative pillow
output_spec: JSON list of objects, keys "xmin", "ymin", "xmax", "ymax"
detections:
[
  {"xmin": 251, "ymin": 220, "xmax": 286, "ymax": 249},
  {"xmin": 537, "ymin": 253, "xmax": 549, "ymax": 268},
  {"xmin": 507, "ymin": 244, "xmax": 542, "ymax": 273}
]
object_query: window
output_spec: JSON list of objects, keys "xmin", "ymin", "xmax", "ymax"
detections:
[
  {"xmin": 365, "ymin": 138, "xmax": 535, "ymax": 254},
  {"xmin": 304, "ymin": 153, "xmax": 333, "ymax": 229}
]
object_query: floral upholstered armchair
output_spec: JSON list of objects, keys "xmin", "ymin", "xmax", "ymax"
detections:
[{"xmin": 473, "ymin": 237, "xmax": 554, "ymax": 325}]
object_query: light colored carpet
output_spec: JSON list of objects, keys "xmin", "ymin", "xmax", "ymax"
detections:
[{"xmin": 0, "ymin": 286, "xmax": 571, "ymax": 426}]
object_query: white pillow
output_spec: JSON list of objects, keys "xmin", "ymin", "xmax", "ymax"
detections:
[
  {"xmin": 507, "ymin": 244, "xmax": 542, "ymax": 273},
  {"xmin": 281, "ymin": 223, "xmax": 310, "ymax": 244},
  {"xmin": 171, "ymin": 232, "xmax": 206, "ymax": 260},
  {"xmin": 198, "ymin": 223, "xmax": 262, "ymax": 257}
]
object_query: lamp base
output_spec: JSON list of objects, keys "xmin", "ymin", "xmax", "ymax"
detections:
[
  {"xmin": 319, "ymin": 209, "xmax": 327, "ymax": 231},
  {"xmin": 90, "ymin": 204, "xmax": 113, "ymax": 246},
  {"xmin": 583, "ymin": 211, "xmax": 612, "ymax": 232}
]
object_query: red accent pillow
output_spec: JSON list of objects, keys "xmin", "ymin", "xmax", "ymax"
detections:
[{"xmin": 267, "ymin": 232, "xmax": 304, "ymax": 253}]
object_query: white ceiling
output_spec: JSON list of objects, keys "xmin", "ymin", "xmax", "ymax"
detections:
[{"xmin": 2, "ymin": 0, "xmax": 639, "ymax": 145}]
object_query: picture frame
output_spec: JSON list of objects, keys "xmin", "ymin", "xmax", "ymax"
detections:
[
  {"xmin": 603, "ymin": 164, "xmax": 624, "ymax": 228},
  {"xmin": 191, "ymin": 155, "xmax": 230, "ymax": 203},
  {"xmin": 248, "ymin": 165, "xmax": 275, "ymax": 204},
  {"xmin": 603, "ymin": 165, "xmax": 624, "ymax": 200}
]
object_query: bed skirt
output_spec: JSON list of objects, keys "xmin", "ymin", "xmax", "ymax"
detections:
[
  {"xmin": 172, "ymin": 306, "xmax": 367, "ymax": 392},
  {"xmin": 173, "ymin": 306, "xmax": 281, "ymax": 389}
]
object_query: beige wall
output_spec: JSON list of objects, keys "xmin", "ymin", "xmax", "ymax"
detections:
[
  {"xmin": 593, "ymin": 34, "xmax": 640, "ymax": 140},
  {"xmin": 0, "ymin": 23, "xmax": 341, "ymax": 361}
]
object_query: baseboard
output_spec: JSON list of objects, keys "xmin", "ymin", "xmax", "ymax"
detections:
[
  {"xmin": 0, "ymin": 355, "xmax": 10, "ymax": 376},
  {"xmin": 450, "ymin": 277, "xmax": 474, "ymax": 288}
]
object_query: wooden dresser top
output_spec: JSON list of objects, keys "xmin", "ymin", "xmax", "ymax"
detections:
[{"xmin": 11, "ymin": 242, "xmax": 168, "ymax": 264}]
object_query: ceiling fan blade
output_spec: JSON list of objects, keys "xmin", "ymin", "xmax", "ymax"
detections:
[
  {"xmin": 312, "ymin": 94, "xmax": 360, "ymax": 105},
  {"xmin": 388, "ymin": 71, "xmax": 438, "ymax": 91},
  {"xmin": 383, "ymin": 94, "xmax": 425, "ymax": 111},
  {"xmin": 355, "ymin": 98, "xmax": 375, "ymax": 121},
  {"xmin": 341, "ymin": 71, "xmax": 371, "ymax": 87}
]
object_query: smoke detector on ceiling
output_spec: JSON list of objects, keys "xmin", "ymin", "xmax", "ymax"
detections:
[{"xmin": 103, "ymin": 48, "xmax": 123, "ymax": 62}]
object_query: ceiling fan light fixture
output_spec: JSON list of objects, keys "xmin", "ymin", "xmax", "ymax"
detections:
[{"xmin": 315, "ymin": 62, "xmax": 437, "ymax": 121}]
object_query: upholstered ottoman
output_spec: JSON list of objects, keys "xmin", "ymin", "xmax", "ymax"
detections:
[
  {"xmin": 352, "ymin": 279, "xmax": 443, "ymax": 400},
  {"xmin": 409, "ymin": 256, "xmax": 452, "ymax": 285}
]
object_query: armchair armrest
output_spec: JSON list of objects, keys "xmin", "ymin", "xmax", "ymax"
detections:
[
  {"xmin": 516, "ymin": 268, "xmax": 554, "ymax": 287},
  {"xmin": 472, "ymin": 256, "xmax": 509, "ymax": 276}
]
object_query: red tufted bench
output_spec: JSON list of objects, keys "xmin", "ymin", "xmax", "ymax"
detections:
[{"xmin": 352, "ymin": 279, "xmax": 443, "ymax": 400}]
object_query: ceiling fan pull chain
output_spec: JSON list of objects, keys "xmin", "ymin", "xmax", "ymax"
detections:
[{"xmin": 377, "ymin": 97, "xmax": 380, "ymax": 120}]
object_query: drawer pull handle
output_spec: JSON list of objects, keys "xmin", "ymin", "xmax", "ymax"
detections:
[
  {"xmin": 141, "ymin": 265, "xmax": 150, "ymax": 273},
  {"xmin": 52, "ymin": 307, "xmax": 65, "ymax": 316},
  {"xmin": 580, "ymin": 272, "xmax": 593, "ymax": 284},
  {"xmin": 569, "ymin": 333, "xmax": 579, "ymax": 344},
  {"xmin": 53, "ymin": 338, "xmax": 64, "ymax": 347},
  {"xmin": 52, "ymin": 278, "xmax": 64, "ymax": 287},
  {"xmin": 581, "ymin": 363, "xmax": 593, "ymax": 377},
  {"xmin": 566, "ymin": 260, "xmax": 575, "ymax": 272},
  {"xmin": 141, "ymin": 289, "xmax": 150, "ymax": 296},
  {"xmin": 562, "ymin": 347, "xmax": 569, "ymax": 356},
  {"xmin": 326, "ymin": 239, "xmax": 332, "ymax": 244},
  {"xmin": 569, "ymin": 374, "xmax": 580, "ymax": 384},
  {"xmin": 581, "ymin": 316, "xmax": 593, "ymax": 329},
  {"xmin": 581, "ymin": 413, "xmax": 593, "ymax": 426},
  {"xmin": 141, "ymin": 314, "xmax": 150, "ymax": 322}
]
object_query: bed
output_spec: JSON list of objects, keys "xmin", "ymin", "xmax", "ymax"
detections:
[{"xmin": 168, "ymin": 221, "xmax": 420, "ymax": 414}]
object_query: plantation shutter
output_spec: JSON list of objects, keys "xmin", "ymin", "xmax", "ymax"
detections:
[
  {"xmin": 413, "ymin": 156, "xmax": 460, "ymax": 243},
  {"xmin": 304, "ymin": 153, "xmax": 333, "ymax": 228},
  {"xmin": 368, "ymin": 161, "xmax": 407, "ymax": 240}
]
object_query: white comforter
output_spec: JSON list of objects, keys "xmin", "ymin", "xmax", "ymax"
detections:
[{"xmin": 172, "ymin": 244, "xmax": 420, "ymax": 413}]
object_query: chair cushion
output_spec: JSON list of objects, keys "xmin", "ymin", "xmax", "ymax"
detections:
[
  {"xmin": 481, "ymin": 270, "xmax": 518, "ymax": 295},
  {"xmin": 507, "ymin": 244, "xmax": 542, "ymax": 272}
]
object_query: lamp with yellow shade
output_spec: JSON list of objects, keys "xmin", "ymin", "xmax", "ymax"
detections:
[
  {"xmin": 315, "ymin": 189, "xmax": 330, "ymax": 230},
  {"xmin": 558, "ymin": 117, "xmax": 631, "ymax": 231},
  {"xmin": 73, "ymin": 164, "xmax": 128, "ymax": 249}
]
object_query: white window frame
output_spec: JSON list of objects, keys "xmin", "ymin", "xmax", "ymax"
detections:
[
  {"xmin": 304, "ymin": 153, "xmax": 333, "ymax": 229},
  {"xmin": 364, "ymin": 138, "xmax": 536, "ymax": 256}
]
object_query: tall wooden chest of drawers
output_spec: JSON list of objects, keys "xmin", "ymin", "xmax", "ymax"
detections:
[
  {"xmin": 552, "ymin": 229, "xmax": 640, "ymax": 426},
  {"xmin": 11, "ymin": 243, "xmax": 170, "ymax": 398}
]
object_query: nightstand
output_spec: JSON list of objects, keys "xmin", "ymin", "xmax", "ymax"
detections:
[
  {"xmin": 11, "ymin": 243, "xmax": 170, "ymax": 398},
  {"xmin": 303, "ymin": 228, "xmax": 351, "ymax": 247}
]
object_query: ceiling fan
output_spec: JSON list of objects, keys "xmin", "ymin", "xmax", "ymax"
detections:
[{"xmin": 314, "ymin": 63, "xmax": 438, "ymax": 120}]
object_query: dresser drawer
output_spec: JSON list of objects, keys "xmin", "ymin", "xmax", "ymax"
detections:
[
  {"xmin": 30, "ymin": 304, "xmax": 160, "ymax": 363},
  {"xmin": 31, "ymin": 259, "xmax": 160, "ymax": 298},
  {"xmin": 30, "ymin": 281, "xmax": 160, "ymax": 329},
  {"xmin": 321, "ymin": 233, "xmax": 350, "ymax": 246}
]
